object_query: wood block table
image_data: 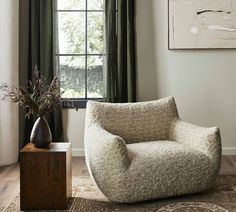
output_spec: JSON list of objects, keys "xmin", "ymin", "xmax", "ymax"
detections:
[{"xmin": 20, "ymin": 143, "xmax": 72, "ymax": 211}]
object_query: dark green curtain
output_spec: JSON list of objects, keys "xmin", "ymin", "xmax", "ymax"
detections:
[
  {"xmin": 104, "ymin": 0, "xmax": 136, "ymax": 103},
  {"xmin": 19, "ymin": 0, "xmax": 64, "ymax": 150}
]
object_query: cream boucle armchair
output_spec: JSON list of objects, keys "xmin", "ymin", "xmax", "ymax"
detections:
[{"xmin": 84, "ymin": 97, "xmax": 221, "ymax": 203}]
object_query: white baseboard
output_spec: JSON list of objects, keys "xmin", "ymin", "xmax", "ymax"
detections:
[
  {"xmin": 73, "ymin": 147, "xmax": 236, "ymax": 157},
  {"xmin": 0, "ymin": 159, "xmax": 18, "ymax": 167},
  {"xmin": 72, "ymin": 148, "xmax": 85, "ymax": 156},
  {"xmin": 222, "ymin": 147, "xmax": 236, "ymax": 155}
]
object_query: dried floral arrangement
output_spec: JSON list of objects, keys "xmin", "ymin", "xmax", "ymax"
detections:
[{"xmin": 0, "ymin": 66, "xmax": 64, "ymax": 118}]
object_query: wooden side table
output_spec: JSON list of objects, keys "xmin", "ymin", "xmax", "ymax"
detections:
[{"xmin": 20, "ymin": 143, "xmax": 72, "ymax": 210}]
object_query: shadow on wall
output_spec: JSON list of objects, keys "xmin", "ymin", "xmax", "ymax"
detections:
[
  {"xmin": 136, "ymin": 0, "xmax": 159, "ymax": 102},
  {"xmin": 62, "ymin": 109, "xmax": 69, "ymax": 142},
  {"xmin": 0, "ymin": 0, "xmax": 19, "ymax": 165}
]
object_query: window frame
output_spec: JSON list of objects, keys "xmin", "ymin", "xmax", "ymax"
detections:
[{"xmin": 56, "ymin": 0, "xmax": 105, "ymax": 109}]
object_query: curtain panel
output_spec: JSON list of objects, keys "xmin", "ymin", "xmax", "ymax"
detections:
[
  {"xmin": 104, "ymin": 0, "xmax": 136, "ymax": 103},
  {"xmin": 19, "ymin": 0, "xmax": 64, "ymax": 150}
]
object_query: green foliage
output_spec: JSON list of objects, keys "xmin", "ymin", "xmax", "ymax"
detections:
[
  {"xmin": 60, "ymin": 64, "xmax": 103, "ymax": 98},
  {"xmin": 59, "ymin": 0, "xmax": 104, "ymax": 57},
  {"xmin": 58, "ymin": 0, "xmax": 85, "ymax": 10},
  {"xmin": 58, "ymin": 0, "xmax": 105, "ymax": 98},
  {"xmin": 88, "ymin": 0, "xmax": 104, "ymax": 10}
]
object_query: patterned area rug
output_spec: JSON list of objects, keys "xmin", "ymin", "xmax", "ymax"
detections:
[{"xmin": 3, "ymin": 175, "xmax": 236, "ymax": 212}]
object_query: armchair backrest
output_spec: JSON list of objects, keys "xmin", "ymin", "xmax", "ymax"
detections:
[{"xmin": 86, "ymin": 97, "xmax": 179, "ymax": 143}]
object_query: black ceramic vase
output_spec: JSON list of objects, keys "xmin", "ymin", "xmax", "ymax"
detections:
[{"xmin": 30, "ymin": 117, "xmax": 52, "ymax": 148}]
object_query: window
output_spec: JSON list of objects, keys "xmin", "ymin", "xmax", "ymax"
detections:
[{"xmin": 57, "ymin": 0, "xmax": 104, "ymax": 108}]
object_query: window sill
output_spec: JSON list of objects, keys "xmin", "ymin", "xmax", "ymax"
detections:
[{"xmin": 62, "ymin": 98, "xmax": 103, "ymax": 109}]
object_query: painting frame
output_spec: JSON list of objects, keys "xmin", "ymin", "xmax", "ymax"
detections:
[{"xmin": 168, "ymin": 0, "xmax": 236, "ymax": 50}]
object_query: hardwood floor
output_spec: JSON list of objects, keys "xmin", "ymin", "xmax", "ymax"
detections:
[
  {"xmin": 0, "ymin": 163, "xmax": 20, "ymax": 210},
  {"xmin": 219, "ymin": 156, "xmax": 236, "ymax": 175},
  {"xmin": 0, "ymin": 156, "xmax": 235, "ymax": 210}
]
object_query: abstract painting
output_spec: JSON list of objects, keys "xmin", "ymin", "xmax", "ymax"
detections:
[{"xmin": 169, "ymin": 0, "xmax": 236, "ymax": 49}]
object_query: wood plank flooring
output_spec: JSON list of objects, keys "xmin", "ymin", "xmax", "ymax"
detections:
[
  {"xmin": 219, "ymin": 156, "xmax": 236, "ymax": 175},
  {"xmin": 0, "ymin": 156, "xmax": 235, "ymax": 210}
]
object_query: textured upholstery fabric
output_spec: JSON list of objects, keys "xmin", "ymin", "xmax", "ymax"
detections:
[
  {"xmin": 85, "ymin": 97, "xmax": 179, "ymax": 143},
  {"xmin": 84, "ymin": 97, "xmax": 222, "ymax": 203}
]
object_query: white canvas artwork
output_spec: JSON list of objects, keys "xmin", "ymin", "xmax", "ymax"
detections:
[{"xmin": 169, "ymin": 0, "xmax": 236, "ymax": 49}]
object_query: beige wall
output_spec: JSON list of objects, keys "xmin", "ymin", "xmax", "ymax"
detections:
[
  {"xmin": 62, "ymin": 109, "xmax": 86, "ymax": 156},
  {"xmin": 136, "ymin": 0, "xmax": 236, "ymax": 154},
  {"xmin": 64, "ymin": 0, "xmax": 236, "ymax": 155},
  {"xmin": 0, "ymin": 0, "xmax": 19, "ymax": 165}
]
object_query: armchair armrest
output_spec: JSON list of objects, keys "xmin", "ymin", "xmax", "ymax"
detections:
[
  {"xmin": 84, "ymin": 125, "xmax": 130, "ymax": 175},
  {"xmin": 169, "ymin": 119, "xmax": 222, "ymax": 162}
]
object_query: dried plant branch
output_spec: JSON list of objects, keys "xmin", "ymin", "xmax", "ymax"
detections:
[{"xmin": 0, "ymin": 66, "xmax": 65, "ymax": 118}]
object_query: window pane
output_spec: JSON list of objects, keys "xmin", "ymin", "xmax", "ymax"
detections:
[
  {"xmin": 87, "ymin": 12, "xmax": 104, "ymax": 54},
  {"xmin": 58, "ymin": 12, "xmax": 85, "ymax": 54},
  {"xmin": 87, "ymin": 56, "xmax": 103, "ymax": 98},
  {"xmin": 88, "ymin": 0, "xmax": 104, "ymax": 10},
  {"xmin": 60, "ymin": 56, "xmax": 85, "ymax": 98},
  {"xmin": 58, "ymin": 0, "xmax": 85, "ymax": 10}
]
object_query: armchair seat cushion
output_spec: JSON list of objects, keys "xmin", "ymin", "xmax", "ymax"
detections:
[{"xmin": 125, "ymin": 141, "xmax": 213, "ymax": 201}]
